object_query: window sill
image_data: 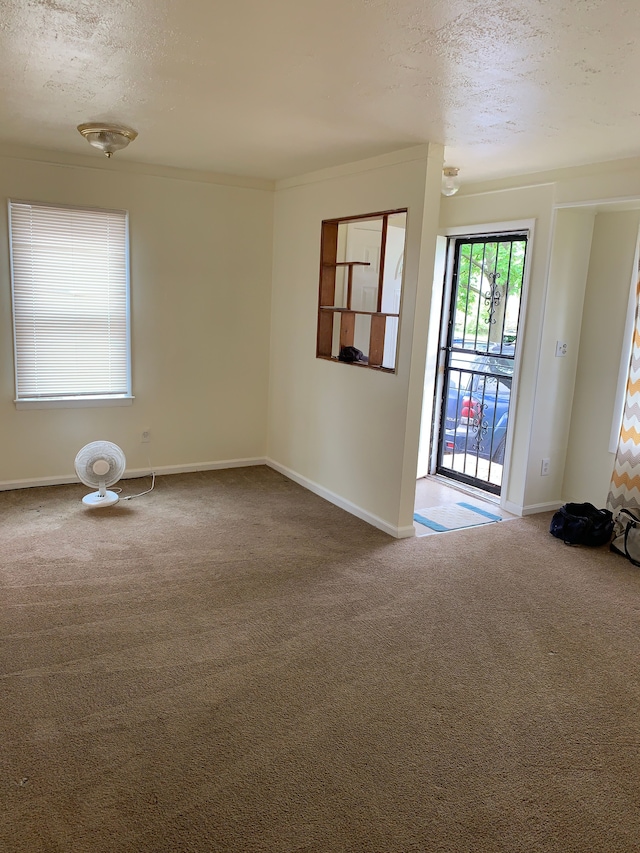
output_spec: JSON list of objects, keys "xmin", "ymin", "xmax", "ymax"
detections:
[{"xmin": 15, "ymin": 395, "xmax": 134, "ymax": 411}]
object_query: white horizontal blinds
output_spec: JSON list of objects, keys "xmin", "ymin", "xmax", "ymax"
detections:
[{"xmin": 10, "ymin": 201, "xmax": 129, "ymax": 399}]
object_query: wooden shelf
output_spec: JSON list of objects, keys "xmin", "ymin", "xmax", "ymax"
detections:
[
  {"xmin": 320, "ymin": 307, "xmax": 399, "ymax": 318},
  {"xmin": 316, "ymin": 354, "xmax": 394, "ymax": 373},
  {"xmin": 322, "ymin": 261, "xmax": 371, "ymax": 267}
]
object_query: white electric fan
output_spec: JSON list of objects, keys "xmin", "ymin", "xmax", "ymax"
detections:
[{"xmin": 74, "ymin": 441, "xmax": 126, "ymax": 507}]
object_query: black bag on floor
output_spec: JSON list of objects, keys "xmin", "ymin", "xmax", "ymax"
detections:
[{"xmin": 549, "ymin": 502, "xmax": 613, "ymax": 546}]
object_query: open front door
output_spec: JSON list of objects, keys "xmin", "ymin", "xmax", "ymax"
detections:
[{"xmin": 435, "ymin": 233, "xmax": 528, "ymax": 495}]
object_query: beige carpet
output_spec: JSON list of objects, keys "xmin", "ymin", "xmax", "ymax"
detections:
[{"xmin": 2, "ymin": 466, "xmax": 640, "ymax": 852}]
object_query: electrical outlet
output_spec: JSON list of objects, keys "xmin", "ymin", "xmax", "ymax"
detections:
[
  {"xmin": 541, "ymin": 457, "xmax": 550, "ymax": 476},
  {"xmin": 555, "ymin": 340, "xmax": 568, "ymax": 357},
  {"xmin": 141, "ymin": 429, "xmax": 151, "ymax": 443}
]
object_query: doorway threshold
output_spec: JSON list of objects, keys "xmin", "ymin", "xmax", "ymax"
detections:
[{"xmin": 427, "ymin": 473, "xmax": 502, "ymax": 506}]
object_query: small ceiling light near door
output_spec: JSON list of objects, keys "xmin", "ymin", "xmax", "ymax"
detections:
[
  {"xmin": 441, "ymin": 167, "xmax": 461, "ymax": 197},
  {"xmin": 77, "ymin": 123, "xmax": 138, "ymax": 158}
]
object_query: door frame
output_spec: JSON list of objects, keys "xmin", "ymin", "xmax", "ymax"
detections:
[{"xmin": 424, "ymin": 218, "xmax": 536, "ymax": 508}]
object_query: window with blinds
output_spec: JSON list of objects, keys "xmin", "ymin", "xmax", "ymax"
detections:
[{"xmin": 9, "ymin": 200, "xmax": 131, "ymax": 403}]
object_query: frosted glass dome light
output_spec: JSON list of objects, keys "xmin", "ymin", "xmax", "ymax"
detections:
[
  {"xmin": 441, "ymin": 166, "xmax": 461, "ymax": 197},
  {"xmin": 77, "ymin": 124, "xmax": 138, "ymax": 158}
]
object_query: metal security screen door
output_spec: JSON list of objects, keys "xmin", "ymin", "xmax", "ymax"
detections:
[{"xmin": 435, "ymin": 233, "xmax": 527, "ymax": 494}]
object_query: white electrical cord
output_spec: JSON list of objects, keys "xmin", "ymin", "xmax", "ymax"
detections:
[
  {"xmin": 122, "ymin": 471, "xmax": 156, "ymax": 501},
  {"xmin": 119, "ymin": 453, "xmax": 156, "ymax": 501}
]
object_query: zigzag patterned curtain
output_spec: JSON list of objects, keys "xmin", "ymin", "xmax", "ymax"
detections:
[{"xmin": 607, "ymin": 279, "xmax": 640, "ymax": 513}]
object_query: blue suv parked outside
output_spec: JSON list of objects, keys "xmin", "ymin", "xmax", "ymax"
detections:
[{"xmin": 442, "ymin": 347, "xmax": 513, "ymax": 464}]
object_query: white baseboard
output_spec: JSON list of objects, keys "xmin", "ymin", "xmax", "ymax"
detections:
[
  {"xmin": 266, "ymin": 458, "xmax": 414, "ymax": 539},
  {"xmin": 0, "ymin": 473, "xmax": 80, "ymax": 492},
  {"xmin": 395, "ymin": 525, "xmax": 418, "ymax": 539},
  {"xmin": 124, "ymin": 457, "xmax": 267, "ymax": 478},
  {"xmin": 503, "ymin": 499, "xmax": 562, "ymax": 516},
  {"xmin": 0, "ymin": 457, "xmax": 266, "ymax": 493},
  {"xmin": 502, "ymin": 499, "xmax": 524, "ymax": 516},
  {"xmin": 521, "ymin": 500, "xmax": 563, "ymax": 515},
  {"xmin": 2, "ymin": 456, "xmax": 414, "ymax": 539}
]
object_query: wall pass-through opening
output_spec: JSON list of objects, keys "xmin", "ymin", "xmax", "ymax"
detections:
[{"xmin": 317, "ymin": 209, "xmax": 407, "ymax": 372}]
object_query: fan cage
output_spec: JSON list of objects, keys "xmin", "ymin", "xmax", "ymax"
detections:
[{"xmin": 75, "ymin": 441, "xmax": 126, "ymax": 488}]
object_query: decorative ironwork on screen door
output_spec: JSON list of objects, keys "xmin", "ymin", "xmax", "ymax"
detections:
[{"xmin": 435, "ymin": 233, "xmax": 528, "ymax": 495}]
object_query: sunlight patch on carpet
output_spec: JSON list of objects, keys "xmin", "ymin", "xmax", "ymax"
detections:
[{"xmin": 414, "ymin": 501, "xmax": 502, "ymax": 533}]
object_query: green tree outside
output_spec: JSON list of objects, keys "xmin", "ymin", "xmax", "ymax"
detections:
[{"xmin": 454, "ymin": 239, "xmax": 526, "ymax": 346}]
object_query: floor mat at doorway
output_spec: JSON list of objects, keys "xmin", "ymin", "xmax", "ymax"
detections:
[{"xmin": 414, "ymin": 501, "xmax": 502, "ymax": 533}]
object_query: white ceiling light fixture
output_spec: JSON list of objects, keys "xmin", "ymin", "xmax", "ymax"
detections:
[
  {"xmin": 77, "ymin": 123, "xmax": 138, "ymax": 158},
  {"xmin": 441, "ymin": 166, "xmax": 461, "ymax": 197}
]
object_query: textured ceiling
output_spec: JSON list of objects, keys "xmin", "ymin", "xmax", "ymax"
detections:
[{"xmin": 1, "ymin": 0, "xmax": 640, "ymax": 183}]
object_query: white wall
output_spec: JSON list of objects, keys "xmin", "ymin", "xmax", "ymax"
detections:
[
  {"xmin": 563, "ymin": 210, "xmax": 640, "ymax": 504},
  {"xmin": 438, "ymin": 184, "xmax": 556, "ymax": 513},
  {"xmin": 526, "ymin": 209, "xmax": 594, "ymax": 507},
  {"xmin": 416, "ymin": 235, "xmax": 447, "ymax": 480},
  {"xmin": 0, "ymin": 151, "xmax": 274, "ymax": 486},
  {"xmin": 267, "ymin": 145, "xmax": 444, "ymax": 537},
  {"xmin": 439, "ymin": 157, "xmax": 640, "ymax": 515},
  {"xmin": 8, "ymin": 143, "xmax": 640, "ymax": 534}
]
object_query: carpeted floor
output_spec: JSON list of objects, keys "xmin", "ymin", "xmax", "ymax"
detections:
[{"xmin": 2, "ymin": 465, "xmax": 640, "ymax": 852}]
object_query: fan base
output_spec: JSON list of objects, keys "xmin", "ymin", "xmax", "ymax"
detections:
[{"xmin": 82, "ymin": 490, "xmax": 119, "ymax": 508}]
